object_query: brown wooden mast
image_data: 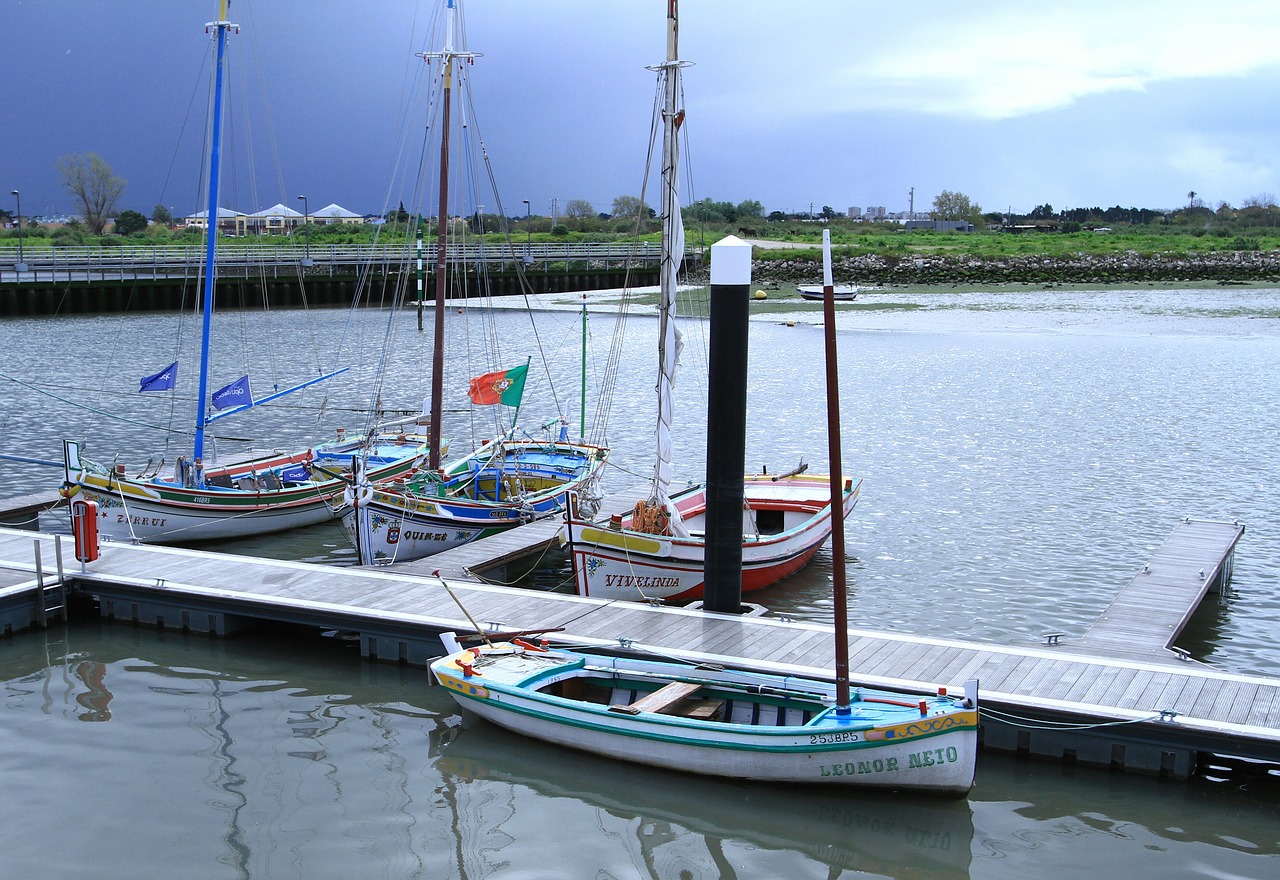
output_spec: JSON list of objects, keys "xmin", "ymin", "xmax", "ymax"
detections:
[{"xmin": 821, "ymin": 228, "xmax": 852, "ymax": 711}]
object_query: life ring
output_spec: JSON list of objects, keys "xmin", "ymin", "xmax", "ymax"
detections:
[{"xmin": 59, "ymin": 484, "xmax": 81, "ymax": 500}]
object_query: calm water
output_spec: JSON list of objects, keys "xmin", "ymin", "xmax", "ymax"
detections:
[{"xmin": 2, "ymin": 286, "xmax": 1280, "ymax": 876}]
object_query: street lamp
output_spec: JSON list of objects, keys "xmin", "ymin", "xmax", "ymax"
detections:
[
  {"xmin": 522, "ymin": 199, "xmax": 531, "ymax": 247},
  {"xmin": 296, "ymin": 194, "xmax": 312, "ymax": 265},
  {"xmin": 10, "ymin": 190, "xmax": 26, "ymax": 273}
]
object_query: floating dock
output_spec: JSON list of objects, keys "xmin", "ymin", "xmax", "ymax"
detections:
[
  {"xmin": 0, "ymin": 514, "xmax": 1274, "ymax": 781},
  {"xmin": 0, "ymin": 489, "xmax": 61, "ymax": 530}
]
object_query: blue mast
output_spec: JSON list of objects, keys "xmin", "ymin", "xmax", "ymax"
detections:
[{"xmin": 194, "ymin": 1, "xmax": 236, "ymax": 478}]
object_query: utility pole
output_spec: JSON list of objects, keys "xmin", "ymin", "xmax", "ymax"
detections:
[
  {"xmin": 550, "ymin": 197, "xmax": 559, "ymax": 227},
  {"xmin": 908, "ymin": 187, "xmax": 915, "ymax": 218}
]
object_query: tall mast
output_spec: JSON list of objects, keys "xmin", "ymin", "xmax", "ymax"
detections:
[
  {"xmin": 419, "ymin": 0, "xmax": 480, "ymax": 470},
  {"xmin": 650, "ymin": 0, "xmax": 688, "ymax": 514},
  {"xmin": 193, "ymin": 1, "xmax": 237, "ymax": 475},
  {"xmin": 821, "ymin": 229, "xmax": 851, "ymax": 712}
]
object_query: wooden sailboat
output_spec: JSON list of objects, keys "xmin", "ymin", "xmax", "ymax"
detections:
[
  {"xmin": 338, "ymin": 0, "xmax": 608, "ymax": 566},
  {"xmin": 431, "ymin": 639, "xmax": 978, "ymax": 794},
  {"xmin": 58, "ymin": 1, "xmax": 432, "ymax": 544},
  {"xmin": 559, "ymin": 0, "xmax": 859, "ymax": 602}
]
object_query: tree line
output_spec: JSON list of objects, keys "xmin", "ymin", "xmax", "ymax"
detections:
[{"xmin": 7, "ymin": 152, "xmax": 1280, "ymax": 240}]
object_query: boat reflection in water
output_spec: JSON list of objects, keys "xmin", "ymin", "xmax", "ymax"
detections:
[{"xmin": 438, "ymin": 720, "xmax": 975, "ymax": 878}]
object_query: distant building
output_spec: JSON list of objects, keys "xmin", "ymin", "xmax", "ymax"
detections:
[
  {"xmin": 311, "ymin": 204, "xmax": 364, "ymax": 225},
  {"xmin": 181, "ymin": 202, "xmax": 366, "ymax": 235},
  {"xmin": 905, "ymin": 219, "xmax": 974, "ymax": 232},
  {"xmin": 864, "ymin": 205, "xmax": 887, "ymax": 219},
  {"xmin": 238, "ymin": 203, "xmax": 304, "ymax": 236},
  {"xmin": 184, "ymin": 207, "xmax": 244, "ymax": 233},
  {"xmin": 847, "ymin": 206, "xmax": 861, "ymax": 219}
]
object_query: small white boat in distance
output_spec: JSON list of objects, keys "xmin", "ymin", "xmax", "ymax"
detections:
[
  {"xmin": 431, "ymin": 638, "xmax": 979, "ymax": 795},
  {"xmin": 798, "ymin": 283, "xmax": 858, "ymax": 300}
]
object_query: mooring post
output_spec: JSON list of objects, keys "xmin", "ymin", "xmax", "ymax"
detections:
[{"xmin": 703, "ymin": 235, "xmax": 752, "ymax": 614}]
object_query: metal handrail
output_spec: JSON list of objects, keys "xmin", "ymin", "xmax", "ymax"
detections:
[
  {"xmin": 1, "ymin": 241, "xmax": 662, "ymax": 264},
  {"xmin": 0, "ymin": 241, "xmax": 678, "ymax": 282}
]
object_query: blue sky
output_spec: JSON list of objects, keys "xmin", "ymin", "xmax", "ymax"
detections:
[{"xmin": 5, "ymin": 0, "xmax": 1280, "ymax": 221}]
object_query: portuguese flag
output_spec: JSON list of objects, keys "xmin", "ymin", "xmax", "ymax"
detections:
[{"xmin": 467, "ymin": 363, "xmax": 528, "ymax": 407}]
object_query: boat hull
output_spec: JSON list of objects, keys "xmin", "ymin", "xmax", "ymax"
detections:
[
  {"xmin": 342, "ymin": 439, "xmax": 608, "ymax": 565},
  {"xmin": 798, "ymin": 284, "xmax": 858, "ymax": 300},
  {"xmin": 432, "ymin": 645, "xmax": 977, "ymax": 795},
  {"xmin": 564, "ymin": 473, "xmax": 859, "ymax": 601},
  {"xmin": 62, "ymin": 436, "xmax": 430, "ymax": 544}
]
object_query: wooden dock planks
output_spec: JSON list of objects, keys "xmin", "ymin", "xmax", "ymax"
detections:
[
  {"xmin": 2, "ymin": 515, "xmax": 1278, "ymax": 769},
  {"xmin": 1078, "ymin": 519, "xmax": 1244, "ymax": 659}
]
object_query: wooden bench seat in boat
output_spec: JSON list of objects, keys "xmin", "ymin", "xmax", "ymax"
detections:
[{"xmin": 609, "ymin": 680, "xmax": 719, "ymax": 717}]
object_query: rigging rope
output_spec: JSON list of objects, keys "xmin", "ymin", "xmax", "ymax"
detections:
[{"xmin": 979, "ymin": 705, "xmax": 1166, "ymax": 730}]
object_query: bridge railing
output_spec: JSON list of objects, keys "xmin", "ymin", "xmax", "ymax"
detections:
[{"xmin": 0, "ymin": 242, "xmax": 676, "ymax": 282}]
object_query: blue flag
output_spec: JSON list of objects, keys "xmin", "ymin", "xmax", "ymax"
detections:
[
  {"xmin": 280, "ymin": 464, "xmax": 310, "ymax": 483},
  {"xmin": 212, "ymin": 375, "xmax": 253, "ymax": 411},
  {"xmin": 139, "ymin": 362, "xmax": 178, "ymax": 393}
]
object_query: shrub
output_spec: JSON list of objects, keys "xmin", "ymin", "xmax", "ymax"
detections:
[{"xmin": 51, "ymin": 226, "xmax": 87, "ymax": 246}]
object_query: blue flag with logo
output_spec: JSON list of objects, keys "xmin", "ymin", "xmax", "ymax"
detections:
[
  {"xmin": 212, "ymin": 375, "xmax": 253, "ymax": 411},
  {"xmin": 280, "ymin": 464, "xmax": 310, "ymax": 483},
  {"xmin": 139, "ymin": 362, "xmax": 178, "ymax": 393}
]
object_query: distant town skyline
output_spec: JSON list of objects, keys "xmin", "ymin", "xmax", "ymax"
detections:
[{"xmin": 5, "ymin": 0, "xmax": 1280, "ymax": 223}]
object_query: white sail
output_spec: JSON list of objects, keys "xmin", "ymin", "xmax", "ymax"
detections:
[{"xmin": 650, "ymin": 1, "xmax": 690, "ymax": 538}]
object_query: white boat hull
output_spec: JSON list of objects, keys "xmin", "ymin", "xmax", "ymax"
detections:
[
  {"xmin": 340, "ymin": 439, "xmax": 608, "ymax": 565},
  {"xmin": 563, "ymin": 473, "xmax": 859, "ymax": 601},
  {"xmin": 62, "ymin": 435, "xmax": 431, "ymax": 544},
  {"xmin": 798, "ymin": 284, "xmax": 858, "ymax": 300},
  {"xmin": 432, "ymin": 644, "xmax": 978, "ymax": 795}
]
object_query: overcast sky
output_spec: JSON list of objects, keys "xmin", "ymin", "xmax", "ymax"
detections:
[{"xmin": 6, "ymin": 0, "xmax": 1280, "ymax": 221}]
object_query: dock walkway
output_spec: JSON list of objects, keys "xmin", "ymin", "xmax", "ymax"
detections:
[
  {"xmin": 0, "ymin": 489, "xmax": 62, "ymax": 529},
  {"xmin": 0, "ymin": 516, "xmax": 1274, "ymax": 777},
  {"xmin": 1076, "ymin": 518, "xmax": 1244, "ymax": 660}
]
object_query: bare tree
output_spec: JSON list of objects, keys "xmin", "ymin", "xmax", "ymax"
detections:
[
  {"xmin": 58, "ymin": 153, "xmax": 126, "ymax": 234},
  {"xmin": 563, "ymin": 199, "xmax": 597, "ymax": 230}
]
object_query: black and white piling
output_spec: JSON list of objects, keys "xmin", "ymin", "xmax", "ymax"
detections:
[{"xmin": 702, "ymin": 235, "xmax": 752, "ymax": 614}]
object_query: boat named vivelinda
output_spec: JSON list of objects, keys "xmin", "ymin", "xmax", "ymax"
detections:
[
  {"xmin": 564, "ymin": 470, "xmax": 858, "ymax": 601},
  {"xmin": 558, "ymin": 0, "xmax": 858, "ymax": 602}
]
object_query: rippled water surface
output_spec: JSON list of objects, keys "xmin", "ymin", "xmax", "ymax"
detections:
[
  {"xmin": 1, "ymin": 621, "xmax": 1277, "ymax": 880},
  {"xmin": 2, "ymin": 287, "xmax": 1279, "ymax": 877}
]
